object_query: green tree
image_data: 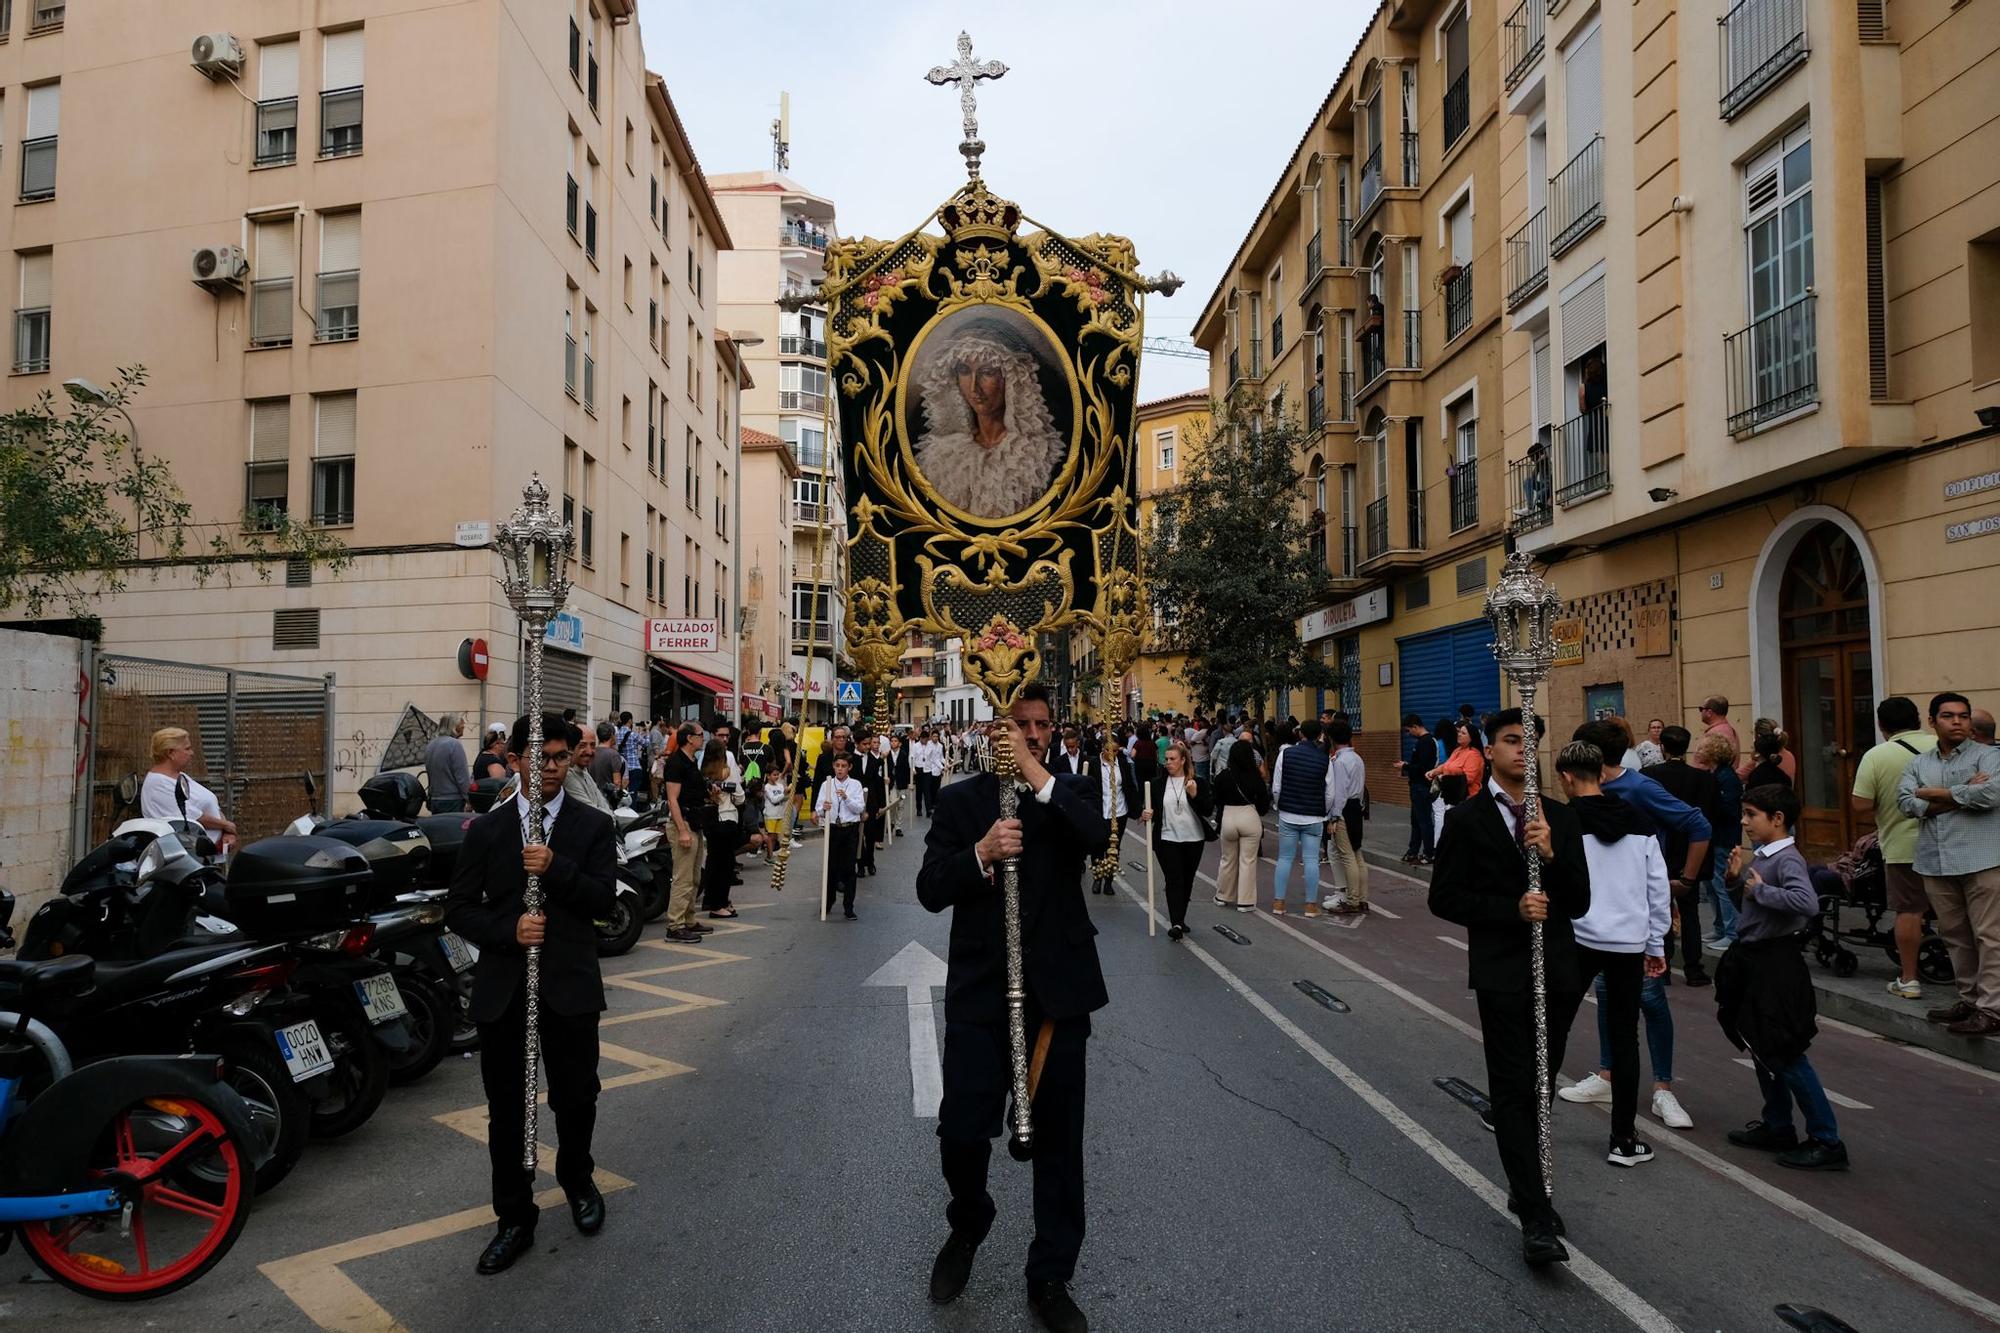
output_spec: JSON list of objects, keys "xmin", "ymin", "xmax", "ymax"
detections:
[
  {"xmin": 0, "ymin": 366, "xmax": 350, "ymax": 624},
  {"xmin": 1141, "ymin": 398, "xmax": 1334, "ymax": 719}
]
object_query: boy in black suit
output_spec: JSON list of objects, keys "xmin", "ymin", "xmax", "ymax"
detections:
[
  {"xmin": 1082, "ymin": 740, "xmax": 1142, "ymax": 896},
  {"xmin": 917, "ymin": 684, "xmax": 1108, "ymax": 1333},
  {"xmin": 446, "ymin": 712, "xmax": 619, "ymax": 1276},
  {"xmin": 1428, "ymin": 709, "xmax": 1591, "ymax": 1268}
]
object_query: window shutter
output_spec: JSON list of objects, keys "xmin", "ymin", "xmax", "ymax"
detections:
[
  {"xmin": 1865, "ymin": 177, "xmax": 1888, "ymax": 400},
  {"xmin": 1455, "ymin": 557, "xmax": 1487, "ymax": 595},
  {"xmin": 322, "ymin": 29, "xmax": 364, "ymax": 87},
  {"xmin": 1450, "ymin": 203, "xmax": 1472, "ymax": 264},
  {"xmin": 315, "ymin": 392, "xmax": 357, "ymax": 456},
  {"xmin": 1561, "ymin": 275, "xmax": 1607, "ymax": 360},
  {"xmin": 320, "ymin": 211, "xmax": 360, "ymax": 272},
  {"xmin": 26, "ymin": 83, "xmax": 59, "ymax": 137},
  {"xmin": 255, "ymin": 218, "xmax": 295, "ymax": 279},
  {"xmin": 19, "ymin": 251, "xmax": 52, "ymax": 307},
  {"xmin": 1563, "ymin": 24, "xmax": 1602, "ymax": 146},
  {"xmin": 251, "ymin": 399, "xmax": 291, "ymax": 461},
  {"xmin": 1532, "ymin": 337, "xmax": 1552, "ymax": 429},
  {"xmin": 260, "ymin": 40, "xmax": 300, "ymax": 100}
]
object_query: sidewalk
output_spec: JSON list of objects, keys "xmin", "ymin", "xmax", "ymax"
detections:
[{"xmin": 1354, "ymin": 797, "xmax": 2000, "ymax": 1075}]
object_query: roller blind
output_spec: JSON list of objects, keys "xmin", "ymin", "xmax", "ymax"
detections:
[
  {"xmin": 315, "ymin": 392, "xmax": 357, "ymax": 456},
  {"xmin": 1450, "ymin": 203, "xmax": 1472, "ymax": 263},
  {"xmin": 1532, "ymin": 337, "xmax": 1551, "ymax": 429},
  {"xmin": 319, "ymin": 211, "xmax": 360, "ymax": 272},
  {"xmin": 1561, "ymin": 275, "xmax": 1607, "ymax": 362},
  {"xmin": 255, "ymin": 218, "xmax": 295, "ymax": 279},
  {"xmin": 322, "ymin": 30, "xmax": 364, "ymax": 87},
  {"xmin": 25, "ymin": 83, "xmax": 59, "ymax": 137},
  {"xmin": 259, "ymin": 40, "xmax": 299, "ymax": 100},
  {"xmin": 1564, "ymin": 25, "xmax": 1602, "ymax": 147},
  {"xmin": 18, "ymin": 251, "xmax": 51, "ymax": 307},
  {"xmin": 251, "ymin": 399, "xmax": 291, "ymax": 462}
]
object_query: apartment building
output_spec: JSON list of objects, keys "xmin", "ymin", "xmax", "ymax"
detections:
[
  {"xmin": 0, "ymin": 3, "xmax": 743, "ymax": 808},
  {"xmin": 1131, "ymin": 391, "xmax": 1209, "ymax": 718},
  {"xmin": 1191, "ymin": 0, "xmax": 1513, "ymax": 793},
  {"xmin": 737, "ymin": 426, "xmax": 797, "ymax": 723},
  {"xmin": 1495, "ymin": 0, "xmax": 2000, "ymax": 854},
  {"xmin": 711, "ymin": 169, "xmax": 846, "ymax": 723}
]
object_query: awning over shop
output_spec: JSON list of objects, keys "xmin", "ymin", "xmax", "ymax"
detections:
[
  {"xmin": 650, "ymin": 659, "xmax": 734, "ymax": 715},
  {"xmin": 740, "ymin": 693, "xmax": 781, "ymax": 720}
]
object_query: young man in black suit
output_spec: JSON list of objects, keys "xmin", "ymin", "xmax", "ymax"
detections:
[
  {"xmin": 446, "ymin": 712, "xmax": 619, "ymax": 1276},
  {"xmin": 917, "ymin": 684, "xmax": 1109, "ymax": 1333},
  {"xmin": 1428, "ymin": 709, "xmax": 1591, "ymax": 1268},
  {"xmin": 856, "ymin": 729, "xmax": 889, "ymax": 876},
  {"xmin": 1082, "ymin": 737, "xmax": 1141, "ymax": 896}
]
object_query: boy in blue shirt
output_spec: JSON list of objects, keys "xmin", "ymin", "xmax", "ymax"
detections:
[{"xmin": 1717, "ymin": 784, "xmax": 1848, "ymax": 1170}]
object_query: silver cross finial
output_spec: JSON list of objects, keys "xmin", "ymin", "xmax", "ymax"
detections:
[{"xmin": 926, "ymin": 31, "xmax": 1007, "ymax": 181}]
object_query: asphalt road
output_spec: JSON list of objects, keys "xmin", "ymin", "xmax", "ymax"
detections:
[{"xmin": 12, "ymin": 783, "xmax": 1998, "ymax": 1332}]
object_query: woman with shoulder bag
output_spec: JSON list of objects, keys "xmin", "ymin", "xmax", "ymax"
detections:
[
  {"xmin": 1213, "ymin": 737, "xmax": 1270, "ymax": 913},
  {"xmin": 697, "ymin": 739, "xmax": 743, "ymax": 918},
  {"xmin": 1140, "ymin": 740, "xmax": 1216, "ymax": 940}
]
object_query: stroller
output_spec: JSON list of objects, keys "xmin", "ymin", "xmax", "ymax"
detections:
[{"xmin": 1805, "ymin": 835, "xmax": 1953, "ymax": 983}]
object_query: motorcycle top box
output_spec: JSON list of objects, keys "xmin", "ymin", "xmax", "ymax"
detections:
[
  {"xmin": 311, "ymin": 819, "xmax": 432, "ymax": 905},
  {"xmin": 357, "ymin": 770, "xmax": 427, "ymax": 821},
  {"xmin": 410, "ymin": 813, "xmax": 473, "ymax": 887},
  {"xmin": 224, "ymin": 835, "xmax": 374, "ymax": 933}
]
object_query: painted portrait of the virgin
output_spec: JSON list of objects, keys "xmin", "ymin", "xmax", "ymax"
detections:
[{"xmin": 907, "ymin": 313, "xmax": 1071, "ymax": 519}]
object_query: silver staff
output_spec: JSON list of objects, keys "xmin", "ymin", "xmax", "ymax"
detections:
[
  {"xmin": 1484, "ymin": 549, "xmax": 1563, "ymax": 1199},
  {"xmin": 992, "ymin": 724, "xmax": 1035, "ymax": 1162},
  {"xmin": 496, "ymin": 474, "xmax": 574, "ymax": 1171}
]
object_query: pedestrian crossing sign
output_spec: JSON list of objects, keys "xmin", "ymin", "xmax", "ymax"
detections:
[{"xmin": 837, "ymin": 679, "xmax": 864, "ymax": 706}]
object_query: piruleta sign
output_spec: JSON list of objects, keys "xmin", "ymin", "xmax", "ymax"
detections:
[{"xmin": 647, "ymin": 618, "xmax": 721, "ymax": 654}]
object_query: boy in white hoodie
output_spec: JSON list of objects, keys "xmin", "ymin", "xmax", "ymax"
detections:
[{"xmin": 1555, "ymin": 741, "xmax": 1672, "ymax": 1168}]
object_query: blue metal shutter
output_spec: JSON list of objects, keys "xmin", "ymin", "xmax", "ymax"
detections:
[
  {"xmin": 1450, "ymin": 621, "xmax": 1501, "ymax": 724},
  {"xmin": 1397, "ymin": 619, "xmax": 1501, "ymax": 760}
]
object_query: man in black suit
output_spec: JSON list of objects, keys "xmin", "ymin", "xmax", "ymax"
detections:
[
  {"xmin": 446, "ymin": 712, "xmax": 619, "ymax": 1276},
  {"xmin": 856, "ymin": 730, "xmax": 890, "ymax": 875},
  {"xmin": 1636, "ymin": 723, "xmax": 1717, "ymax": 984},
  {"xmin": 1082, "ymin": 739, "xmax": 1141, "ymax": 896},
  {"xmin": 1049, "ymin": 727, "xmax": 1090, "ymax": 777},
  {"xmin": 889, "ymin": 731, "xmax": 914, "ymax": 838},
  {"xmin": 1428, "ymin": 709, "xmax": 1591, "ymax": 1268},
  {"xmin": 917, "ymin": 684, "xmax": 1108, "ymax": 1333}
]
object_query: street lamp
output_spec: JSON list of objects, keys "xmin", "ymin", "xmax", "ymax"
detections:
[
  {"xmin": 494, "ymin": 472, "xmax": 574, "ymax": 1170},
  {"xmin": 66, "ymin": 377, "xmax": 144, "ymax": 546},
  {"xmin": 725, "ymin": 331, "xmax": 765, "ymax": 731},
  {"xmin": 1482, "ymin": 547, "xmax": 1563, "ymax": 1199}
]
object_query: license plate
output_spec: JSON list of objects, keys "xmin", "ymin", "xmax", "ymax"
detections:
[
  {"xmin": 274, "ymin": 1020, "xmax": 335, "ymax": 1082},
  {"xmin": 355, "ymin": 972, "xmax": 408, "ymax": 1025},
  {"xmin": 440, "ymin": 931, "xmax": 476, "ymax": 973}
]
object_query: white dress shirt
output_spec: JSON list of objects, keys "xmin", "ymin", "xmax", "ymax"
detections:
[
  {"xmin": 1099, "ymin": 758, "xmax": 1128, "ymax": 820},
  {"xmin": 1331, "ymin": 746, "xmax": 1366, "ymax": 812},
  {"xmin": 816, "ymin": 775, "xmax": 866, "ymax": 825},
  {"xmin": 515, "ymin": 785, "xmax": 567, "ymax": 843}
]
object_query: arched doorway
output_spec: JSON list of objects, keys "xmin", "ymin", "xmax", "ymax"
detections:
[{"xmin": 1779, "ymin": 521, "xmax": 1874, "ymax": 855}]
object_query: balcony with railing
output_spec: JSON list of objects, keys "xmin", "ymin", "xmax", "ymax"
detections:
[
  {"xmin": 779, "ymin": 335, "xmax": 827, "ymax": 358},
  {"xmin": 1720, "ymin": 0, "xmax": 1808, "ymax": 121},
  {"xmin": 1359, "ymin": 326, "xmax": 1386, "ymax": 389},
  {"xmin": 1336, "ymin": 370, "xmax": 1355, "ymax": 421},
  {"xmin": 1406, "ymin": 489, "xmax": 1428, "ymax": 552},
  {"xmin": 1309, "ymin": 523, "xmax": 1327, "ymax": 569},
  {"xmin": 792, "ymin": 500, "xmax": 827, "ymax": 525},
  {"xmin": 1449, "ymin": 460, "xmax": 1479, "ymax": 532},
  {"xmin": 1402, "ymin": 308, "xmax": 1422, "ymax": 369},
  {"xmin": 1506, "ymin": 207, "xmax": 1549, "ymax": 309},
  {"xmin": 1443, "ymin": 264, "xmax": 1473, "ymax": 342},
  {"xmin": 1358, "ymin": 144, "xmax": 1383, "ymax": 218},
  {"xmin": 1270, "ymin": 315, "xmax": 1283, "ymax": 360},
  {"xmin": 1724, "ymin": 293, "xmax": 1818, "ymax": 436},
  {"xmin": 1247, "ymin": 337, "xmax": 1264, "ymax": 381},
  {"xmin": 18, "ymin": 134, "xmax": 55, "ymax": 202},
  {"xmin": 320, "ymin": 87, "xmax": 362, "ymax": 158},
  {"xmin": 1402, "ymin": 131, "xmax": 1421, "ymax": 188},
  {"xmin": 1507, "ymin": 451, "xmax": 1553, "ymax": 534},
  {"xmin": 1365, "ymin": 496, "xmax": 1389, "ymax": 560},
  {"xmin": 780, "ymin": 218, "xmax": 831, "ymax": 250},
  {"xmin": 1338, "ymin": 217, "xmax": 1353, "ymax": 266},
  {"xmin": 778, "ymin": 389, "xmax": 828, "ymax": 413},
  {"xmin": 1442, "ymin": 72, "xmax": 1470, "ymax": 153},
  {"xmin": 1549, "ymin": 135, "xmax": 1603, "ymax": 258},
  {"xmin": 254, "ymin": 99, "xmax": 297, "ymax": 167},
  {"xmin": 1555, "ymin": 402, "xmax": 1611, "ymax": 505},
  {"xmin": 1306, "ymin": 231, "xmax": 1324, "ymax": 280},
  {"xmin": 1504, "ymin": 0, "xmax": 1546, "ymax": 91},
  {"xmin": 564, "ymin": 333, "xmax": 578, "ymax": 398},
  {"xmin": 1337, "ymin": 524, "xmax": 1358, "ymax": 579},
  {"xmin": 1307, "ymin": 382, "xmax": 1326, "ymax": 431}
]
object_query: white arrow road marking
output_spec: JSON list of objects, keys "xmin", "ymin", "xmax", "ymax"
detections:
[{"xmin": 866, "ymin": 940, "xmax": 948, "ymax": 1117}]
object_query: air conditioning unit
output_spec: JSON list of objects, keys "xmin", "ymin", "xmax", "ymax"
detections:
[
  {"xmin": 190, "ymin": 32, "xmax": 246, "ymax": 80},
  {"xmin": 191, "ymin": 245, "xmax": 249, "ymax": 292}
]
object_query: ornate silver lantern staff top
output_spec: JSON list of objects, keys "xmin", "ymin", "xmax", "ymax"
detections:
[
  {"xmin": 1483, "ymin": 547, "xmax": 1564, "ymax": 1200},
  {"xmin": 495, "ymin": 472, "xmax": 574, "ymax": 1170},
  {"xmin": 926, "ymin": 31, "xmax": 1007, "ymax": 181}
]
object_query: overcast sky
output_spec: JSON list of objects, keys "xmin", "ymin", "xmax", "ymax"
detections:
[{"xmin": 640, "ymin": 1, "xmax": 1374, "ymax": 402}]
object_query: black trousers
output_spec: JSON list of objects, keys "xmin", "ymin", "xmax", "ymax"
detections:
[
  {"xmin": 1670, "ymin": 878, "xmax": 1706, "ymax": 977},
  {"xmin": 860, "ymin": 813, "xmax": 884, "ymax": 869},
  {"xmin": 1475, "ymin": 985, "xmax": 1585, "ymax": 1223},
  {"xmin": 478, "ymin": 987, "xmax": 601, "ymax": 1231},
  {"xmin": 1155, "ymin": 839, "xmax": 1204, "ymax": 927},
  {"xmin": 700, "ymin": 820, "xmax": 740, "ymax": 910},
  {"xmin": 826, "ymin": 823, "xmax": 859, "ymax": 912},
  {"xmin": 1573, "ymin": 945, "xmax": 1643, "ymax": 1141},
  {"xmin": 938, "ymin": 1009, "xmax": 1090, "ymax": 1283},
  {"xmin": 915, "ymin": 772, "xmax": 939, "ymax": 814}
]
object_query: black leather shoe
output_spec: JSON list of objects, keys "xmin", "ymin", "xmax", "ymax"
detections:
[
  {"xmin": 569, "ymin": 1184, "xmax": 605, "ymax": 1235},
  {"xmin": 928, "ymin": 1233, "xmax": 978, "ymax": 1304},
  {"xmin": 1521, "ymin": 1218, "xmax": 1569, "ymax": 1268},
  {"xmin": 1506, "ymin": 1195, "xmax": 1565, "ymax": 1236},
  {"xmin": 1027, "ymin": 1279, "xmax": 1088, "ymax": 1332},
  {"xmin": 476, "ymin": 1224, "xmax": 534, "ymax": 1275}
]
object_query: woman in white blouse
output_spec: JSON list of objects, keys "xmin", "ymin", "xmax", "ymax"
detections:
[{"xmin": 1140, "ymin": 741, "xmax": 1216, "ymax": 940}]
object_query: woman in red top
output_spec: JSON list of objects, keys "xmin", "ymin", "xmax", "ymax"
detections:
[{"xmin": 1426, "ymin": 721, "xmax": 1487, "ymax": 804}]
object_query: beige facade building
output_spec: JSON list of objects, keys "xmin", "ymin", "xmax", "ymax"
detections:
[
  {"xmin": 1494, "ymin": 0, "xmax": 2000, "ymax": 854},
  {"xmin": 737, "ymin": 425, "xmax": 796, "ymax": 721},
  {"xmin": 1131, "ymin": 391, "xmax": 1210, "ymax": 718},
  {"xmin": 1192, "ymin": 0, "xmax": 1513, "ymax": 791},
  {"xmin": 0, "ymin": 2, "xmax": 747, "ymax": 810},
  {"xmin": 711, "ymin": 169, "xmax": 846, "ymax": 723}
]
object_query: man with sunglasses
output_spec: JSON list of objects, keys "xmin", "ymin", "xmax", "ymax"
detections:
[{"xmin": 447, "ymin": 712, "xmax": 618, "ymax": 1275}]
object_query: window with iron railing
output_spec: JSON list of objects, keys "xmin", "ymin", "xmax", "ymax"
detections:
[
  {"xmin": 312, "ymin": 456, "xmax": 354, "ymax": 526},
  {"xmin": 1449, "ymin": 457, "xmax": 1479, "ymax": 532},
  {"xmin": 12, "ymin": 305, "xmax": 48, "ymax": 372},
  {"xmin": 780, "ymin": 335, "xmax": 827, "ymax": 358},
  {"xmin": 1444, "ymin": 264, "xmax": 1473, "ymax": 342},
  {"xmin": 1337, "ymin": 370, "xmax": 1355, "ymax": 421},
  {"xmin": 1306, "ymin": 231, "xmax": 1323, "ymax": 277},
  {"xmin": 1227, "ymin": 346, "xmax": 1241, "ymax": 385},
  {"xmin": 568, "ymin": 17, "xmax": 581, "ymax": 82},
  {"xmin": 1507, "ymin": 450, "xmax": 1553, "ymax": 533},
  {"xmin": 1308, "ymin": 382, "xmax": 1325, "ymax": 431},
  {"xmin": 1401, "ymin": 132, "xmax": 1420, "ymax": 189},
  {"xmin": 1506, "ymin": 208, "xmax": 1549, "ymax": 309},
  {"xmin": 1720, "ymin": 0, "xmax": 1808, "ymax": 121},
  {"xmin": 1248, "ymin": 337, "xmax": 1263, "ymax": 379},
  {"xmin": 316, "ymin": 270, "xmax": 358, "ymax": 342},
  {"xmin": 1549, "ymin": 135, "xmax": 1603, "ymax": 257},
  {"xmin": 584, "ymin": 203, "xmax": 598, "ymax": 262},
  {"xmin": 1442, "ymin": 72, "xmax": 1470, "ymax": 152},
  {"xmin": 1359, "ymin": 144, "xmax": 1383, "ymax": 217},
  {"xmin": 1270, "ymin": 315, "xmax": 1283, "ymax": 360},
  {"xmin": 320, "ymin": 87, "xmax": 362, "ymax": 158},
  {"xmin": 1406, "ymin": 488, "xmax": 1428, "ymax": 551},
  {"xmin": 586, "ymin": 43, "xmax": 598, "ymax": 111},
  {"xmin": 564, "ymin": 332, "xmax": 578, "ymax": 398},
  {"xmin": 1724, "ymin": 292, "xmax": 1817, "ymax": 435},
  {"xmin": 580, "ymin": 506, "xmax": 594, "ymax": 566},
  {"xmin": 583, "ymin": 351, "xmax": 596, "ymax": 415},
  {"xmin": 29, "ymin": 0, "xmax": 60, "ymax": 32},
  {"xmin": 1403, "ymin": 308, "xmax": 1422, "ymax": 368},
  {"xmin": 566, "ymin": 174, "xmax": 579, "ymax": 238},
  {"xmin": 255, "ymin": 98, "xmax": 296, "ymax": 167},
  {"xmin": 1338, "ymin": 525, "xmax": 1357, "ymax": 578},
  {"xmin": 1504, "ymin": 0, "xmax": 1546, "ymax": 91},
  {"xmin": 245, "ymin": 462, "xmax": 288, "ymax": 530},
  {"xmin": 1360, "ymin": 329, "xmax": 1386, "ymax": 387},
  {"xmin": 1366, "ymin": 496, "xmax": 1389, "ymax": 559},
  {"xmin": 1555, "ymin": 402, "xmax": 1611, "ymax": 505}
]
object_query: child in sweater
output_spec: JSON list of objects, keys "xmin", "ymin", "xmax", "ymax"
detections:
[{"xmin": 1718, "ymin": 784, "xmax": 1848, "ymax": 1170}]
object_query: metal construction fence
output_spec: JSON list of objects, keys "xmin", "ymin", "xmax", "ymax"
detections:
[{"xmin": 85, "ymin": 652, "xmax": 334, "ymax": 847}]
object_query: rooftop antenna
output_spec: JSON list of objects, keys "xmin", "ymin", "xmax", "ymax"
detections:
[{"xmin": 771, "ymin": 91, "xmax": 790, "ymax": 172}]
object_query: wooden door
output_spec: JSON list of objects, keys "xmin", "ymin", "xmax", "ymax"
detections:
[{"xmin": 1778, "ymin": 523, "xmax": 1873, "ymax": 859}]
